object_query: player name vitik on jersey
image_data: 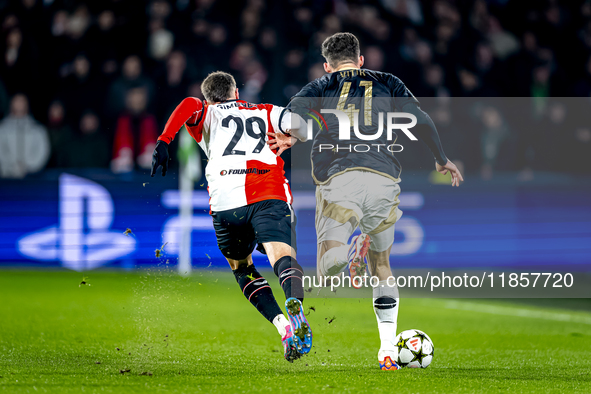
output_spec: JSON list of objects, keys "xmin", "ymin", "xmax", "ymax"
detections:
[
  {"xmin": 284, "ymin": 68, "xmax": 448, "ymax": 185},
  {"xmin": 158, "ymin": 98, "xmax": 292, "ymax": 212}
]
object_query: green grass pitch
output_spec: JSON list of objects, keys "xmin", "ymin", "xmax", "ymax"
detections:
[{"xmin": 0, "ymin": 269, "xmax": 590, "ymax": 393}]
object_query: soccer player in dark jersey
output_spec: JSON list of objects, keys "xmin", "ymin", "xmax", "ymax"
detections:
[{"xmin": 268, "ymin": 32, "xmax": 463, "ymax": 370}]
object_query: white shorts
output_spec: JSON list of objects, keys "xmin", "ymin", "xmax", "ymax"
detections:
[{"xmin": 315, "ymin": 170, "xmax": 403, "ymax": 252}]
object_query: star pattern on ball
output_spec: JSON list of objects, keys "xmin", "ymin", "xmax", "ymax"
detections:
[
  {"xmin": 410, "ymin": 347, "xmax": 428, "ymax": 364},
  {"xmin": 414, "ymin": 331, "xmax": 428, "ymax": 342}
]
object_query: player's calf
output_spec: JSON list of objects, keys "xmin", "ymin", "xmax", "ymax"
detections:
[
  {"xmin": 318, "ymin": 243, "xmax": 350, "ymax": 277},
  {"xmin": 233, "ymin": 264, "xmax": 283, "ymax": 323},
  {"xmin": 273, "ymin": 256, "xmax": 305, "ymax": 302},
  {"xmin": 347, "ymin": 234, "xmax": 371, "ymax": 289},
  {"xmin": 374, "ymin": 283, "xmax": 400, "ymax": 369},
  {"xmin": 234, "ymin": 264, "xmax": 303, "ymax": 361}
]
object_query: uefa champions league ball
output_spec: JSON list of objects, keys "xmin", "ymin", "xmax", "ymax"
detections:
[{"xmin": 394, "ymin": 329, "xmax": 434, "ymax": 368}]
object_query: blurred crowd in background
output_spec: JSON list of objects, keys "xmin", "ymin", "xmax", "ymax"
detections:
[{"xmin": 0, "ymin": 0, "xmax": 590, "ymax": 180}]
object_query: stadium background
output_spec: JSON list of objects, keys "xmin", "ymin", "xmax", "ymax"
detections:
[{"xmin": 0, "ymin": 0, "xmax": 590, "ymax": 272}]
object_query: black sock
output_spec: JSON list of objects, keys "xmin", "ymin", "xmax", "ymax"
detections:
[
  {"xmin": 273, "ymin": 256, "xmax": 304, "ymax": 303},
  {"xmin": 233, "ymin": 265, "xmax": 283, "ymax": 323}
]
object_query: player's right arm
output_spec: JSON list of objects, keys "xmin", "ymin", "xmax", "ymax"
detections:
[
  {"xmin": 391, "ymin": 75, "xmax": 464, "ymax": 187},
  {"xmin": 436, "ymin": 160, "xmax": 463, "ymax": 187},
  {"xmin": 400, "ymin": 102, "xmax": 463, "ymax": 187},
  {"xmin": 151, "ymin": 97, "xmax": 206, "ymax": 177}
]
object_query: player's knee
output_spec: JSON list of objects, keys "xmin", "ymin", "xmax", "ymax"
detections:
[
  {"xmin": 264, "ymin": 241, "xmax": 294, "ymax": 265},
  {"xmin": 227, "ymin": 257, "xmax": 251, "ymax": 271}
]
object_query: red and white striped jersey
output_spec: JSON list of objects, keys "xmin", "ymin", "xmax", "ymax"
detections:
[
  {"xmin": 199, "ymin": 100, "xmax": 292, "ymax": 211},
  {"xmin": 158, "ymin": 98, "xmax": 292, "ymax": 211}
]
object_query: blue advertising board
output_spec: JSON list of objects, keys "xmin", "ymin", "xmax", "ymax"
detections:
[{"xmin": 1, "ymin": 171, "xmax": 590, "ymax": 271}]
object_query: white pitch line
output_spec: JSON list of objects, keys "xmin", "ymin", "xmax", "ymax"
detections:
[{"xmin": 445, "ymin": 301, "xmax": 591, "ymax": 325}]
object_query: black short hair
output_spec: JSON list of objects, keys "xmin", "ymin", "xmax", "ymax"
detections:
[
  {"xmin": 201, "ymin": 71, "xmax": 236, "ymax": 103},
  {"xmin": 321, "ymin": 32, "xmax": 360, "ymax": 67}
]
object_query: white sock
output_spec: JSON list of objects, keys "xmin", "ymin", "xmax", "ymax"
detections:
[
  {"xmin": 272, "ymin": 314, "xmax": 290, "ymax": 337},
  {"xmin": 319, "ymin": 244, "xmax": 349, "ymax": 276},
  {"xmin": 373, "ymin": 280, "xmax": 400, "ymax": 351}
]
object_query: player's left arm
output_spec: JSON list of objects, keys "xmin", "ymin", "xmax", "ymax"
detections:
[
  {"xmin": 151, "ymin": 97, "xmax": 206, "ymax": 176},
  {"xmin": 268, "ymin": 79, "xmax": 325, "ymax": 156},
  {"xmin": 402, "ymin": 102, "xmax": 464, "ymax": 187},
  {"xmin": 267, "ymin": 106, "xmax": 305, "ymax": 157}
]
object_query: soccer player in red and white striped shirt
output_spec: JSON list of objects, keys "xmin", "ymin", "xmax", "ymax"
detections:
[{"xmin": 151, "ymin": 71, "xmax": 311, "ymax": 362}]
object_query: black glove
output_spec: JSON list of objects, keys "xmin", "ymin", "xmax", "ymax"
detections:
[{"xmin": 151, "ymin": 140, "xmax": 170, "ymax": 177}]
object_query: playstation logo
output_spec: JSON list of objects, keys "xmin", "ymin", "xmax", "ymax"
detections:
[{"xmin": 17, "ymin": 173, "xmax": 136, "ymax": 271}]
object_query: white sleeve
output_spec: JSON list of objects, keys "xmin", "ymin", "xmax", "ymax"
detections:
[
  {"xmin": 269, "ymin": 105, "xmax": 284, "ymax": 134},
  {"xmin": 279, "ymin": 111, "xmax": 308, "ymax": 142}
]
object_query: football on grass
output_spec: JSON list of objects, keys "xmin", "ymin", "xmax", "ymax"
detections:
[{"xmin": 395, "ymin": 329, "xmax": 434, "ymax": 368}]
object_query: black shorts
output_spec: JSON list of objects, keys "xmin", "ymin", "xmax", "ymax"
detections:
[{"xmin": 211, "ymin": 199, "xmax": 297, "ymax": 260}]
